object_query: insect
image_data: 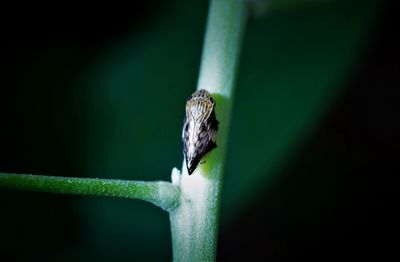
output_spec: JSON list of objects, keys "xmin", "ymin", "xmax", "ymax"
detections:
[{"xmin": 182, "ymin": 89, "xmax": 219, "ymax": 175}]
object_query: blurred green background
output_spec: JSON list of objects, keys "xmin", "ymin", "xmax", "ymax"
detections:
[{"xmin": 1, "ymin": 0, "xmax": 398, "ymax": 261}]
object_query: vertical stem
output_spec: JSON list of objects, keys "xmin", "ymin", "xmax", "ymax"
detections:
[{"xmin": 170, "ymin": 0, "xmax": 248, "ymax": 261}]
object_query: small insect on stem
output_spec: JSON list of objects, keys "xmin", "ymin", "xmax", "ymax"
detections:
[{"xmin": 183, "ymin": 89, "xmax": 219, "ymax": 175}]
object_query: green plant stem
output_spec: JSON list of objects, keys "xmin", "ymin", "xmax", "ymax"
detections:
[
  {"xmin": 0, "ymin": 1, "xmax": 248, "ymax": 260},
  {"xmin": 0, "ymin": 173, "xmax": 179, "ymax": 212},
  {"xmin": 169, "ymin": 0, "xmax": 248, "ymax": 261}
]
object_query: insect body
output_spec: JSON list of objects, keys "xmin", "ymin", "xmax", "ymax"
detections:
[{"xmin": 183, "ymin": 89, "xmax": 219, "ymax": 175}]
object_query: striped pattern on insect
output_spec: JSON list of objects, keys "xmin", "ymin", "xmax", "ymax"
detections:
[{"xmin": 182, "ymin": 89, "xmax": 219, "ymax": 175}]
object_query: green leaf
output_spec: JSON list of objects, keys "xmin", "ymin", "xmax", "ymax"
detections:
[{"xmin": 80, "ymin": 0, "xmax": 378, "ymax": 259}]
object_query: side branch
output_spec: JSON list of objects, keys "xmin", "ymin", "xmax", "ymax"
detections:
[{"xmin": 0, "ymin": 173, "xmax": 179, "ymax": 212}]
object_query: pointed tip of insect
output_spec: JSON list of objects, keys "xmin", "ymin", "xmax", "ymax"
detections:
[
  {"xmin": 187, "ymin": 162, "xmax": 196, "ymax": 175},
  {"xmin": 186, "ymin": 156, "xmax": 202, "ymax": 175}
]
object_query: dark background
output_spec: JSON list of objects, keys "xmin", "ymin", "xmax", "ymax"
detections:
[{"xmin": 0, "ymin": 0, "xmax": 398, "ymax": 261}]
